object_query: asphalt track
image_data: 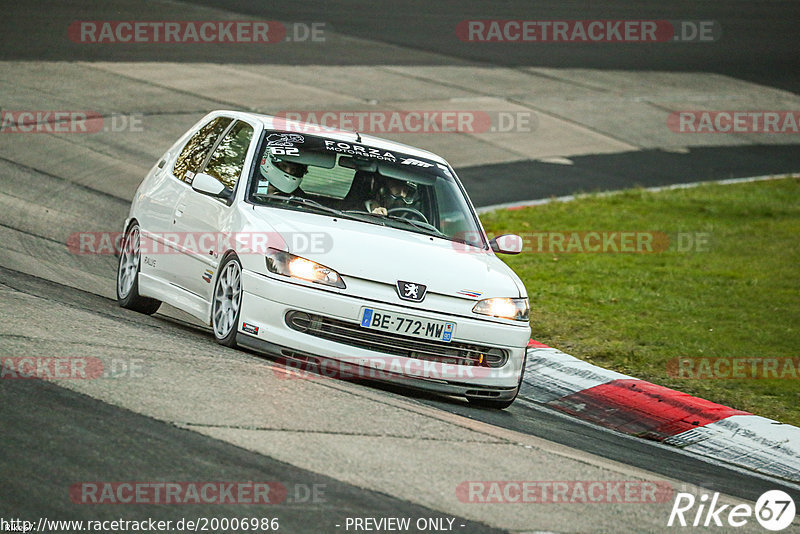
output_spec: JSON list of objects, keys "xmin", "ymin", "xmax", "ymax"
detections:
[
  {"xmin": 1, "ymin": 377, "xmax": 503, "ymax": 534},
  {"xmin": 2, "ymin": 1, "xmax": 800, "ymax": 532}
]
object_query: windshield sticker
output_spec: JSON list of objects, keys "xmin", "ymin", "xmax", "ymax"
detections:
[
  {"xmin": 268, "ymin": 146, "xmax": 300, "ymax": 156},
  {"xmin": 323, "ymin": 140, "xmax": 397, "ymax": 161},
  {"xmin": 267, "ymin": 133, "xmax": 304, "ymax": 146},
  {"xmin": 264, "ymin": 132, "xmax": 447, "ymax": 176},
  {"xmin": 400, "ymin": 158, "xmax": 434, "ymax": 168}
]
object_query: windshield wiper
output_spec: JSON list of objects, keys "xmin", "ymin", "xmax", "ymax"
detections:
[
  {"xmin": 340, "ymin": 210, "xmax": 387, "ymax": 226},
  {"xmin": 346, "ymin": 210, "xmax": 444, "ymax": 237},
  {"xmin": 259, "ymin": 195, "xmax": 389, "ymax": 226},
  {"xmin": 258, "ymin": 194, "xmax": 344, "ymax": 217},
  {"xmin": 385, "ymin": 215, "xmax": 445, "ymax": 236}
]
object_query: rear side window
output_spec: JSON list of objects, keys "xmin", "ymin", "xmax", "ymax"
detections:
[
  {"xmin": 204, "ymin": 120, "xmax": 254, "ymax": 191},
  {"xmin": 173, "ymin": 117, "xmax": 232, "ymax": 183}
]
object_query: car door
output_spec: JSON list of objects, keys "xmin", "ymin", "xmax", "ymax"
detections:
[
  {"xmin": 141, "ymin": 116, "xmax": 233, "ymax": 286},
  {"xmin": 171, "ymin": 119, "xmax": 256, "ymax": 300}
]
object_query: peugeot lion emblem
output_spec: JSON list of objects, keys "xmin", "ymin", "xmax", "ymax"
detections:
[{"xmin": 396, "ymin": 281, "xmax": 427, "ymax": 302}]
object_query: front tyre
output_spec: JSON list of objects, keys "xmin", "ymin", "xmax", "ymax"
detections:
[
  {"xmin": 212, "ymin": 254, "xmax": 243, "ymax": 347},
  {"xmin": 116, "ymin": 222, "xmax": 161, "ymax": 315},
  {"xmin": 467, "ymin": 352, "xmax": 527, "ymax": 410}
]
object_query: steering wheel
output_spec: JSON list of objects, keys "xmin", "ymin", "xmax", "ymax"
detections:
[{"xmin": 388, "ymin": 207, "xmax": 429, "ymax": 224}]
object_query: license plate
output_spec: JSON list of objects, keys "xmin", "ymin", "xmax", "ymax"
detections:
[{"xmin": 360, "ymin": 308, "xmax": 455, "ymax": 342}]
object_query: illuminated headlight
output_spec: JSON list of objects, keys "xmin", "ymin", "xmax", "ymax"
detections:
[
  {"xmin": 472, "ymin": 297, "xmax": 529, "ymax": 321},
  {"xmin": 265, "ymin": 248, "xmax": 345, "ymax": 289}
]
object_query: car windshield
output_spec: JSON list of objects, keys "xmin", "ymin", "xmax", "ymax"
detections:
[{"xmin": 247, "ymin": 132, "xmax": 487, "ymax": 249}]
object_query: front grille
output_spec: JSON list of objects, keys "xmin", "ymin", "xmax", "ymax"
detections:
[{"xmin": 285, "ymin": 311, "xmax": 508, "ymax": 368}]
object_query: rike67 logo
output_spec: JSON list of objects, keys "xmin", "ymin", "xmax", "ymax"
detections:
[{"xmin": 668, "ymin": 490, "xmax": 796, "ymax": 531}]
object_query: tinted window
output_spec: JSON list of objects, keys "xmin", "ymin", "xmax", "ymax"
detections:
[
  {"xmin": 173, "ymin": 117, "xmax": 232, "ymax": 183},
  {"xmin": 204, "ymin": 120, "xmax": 254, "ymax": 191}
]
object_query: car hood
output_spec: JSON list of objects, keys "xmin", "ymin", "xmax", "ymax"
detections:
[{"xmin": 246, "ymin": 206, "xmax": 525, "ymax": 299}]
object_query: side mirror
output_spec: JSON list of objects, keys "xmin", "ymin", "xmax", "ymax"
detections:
[
  {"xmin": 191, "ymin": 172, "xmax": 226, "ymax": 197},
  {"xmin": 490, "ymin": 234, "xmax": 523, "ymax": 255}
]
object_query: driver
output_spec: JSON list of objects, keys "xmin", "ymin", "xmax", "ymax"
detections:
[
  {"xmin": 366, "ymin": 177, "xmax": 420, "ymax": 216},
  {"xmin": 258, "ymin": 152, "xmax": 308, "ymax": 195}
]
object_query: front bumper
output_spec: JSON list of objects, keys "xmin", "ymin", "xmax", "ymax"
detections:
[
  {"xmin": 236, "ymin": 334, "xmax": 522, "ymax": 402},
  {"xmin": 237, "ymin": 269, "xmax": 530, "ymax": 395}
]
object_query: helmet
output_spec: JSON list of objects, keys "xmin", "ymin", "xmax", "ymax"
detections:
[
  {"xmin": 259, "ymin": 152, "xmax": 307, "ymax": 194},
  {"xmin": 379, "ymin": 178, "xmax": 418, "ymax": 208}
]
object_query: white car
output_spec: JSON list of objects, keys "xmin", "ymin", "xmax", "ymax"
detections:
[{"xmin": 117, "ymin": 110, "xmax": 530, "ymax": 408}]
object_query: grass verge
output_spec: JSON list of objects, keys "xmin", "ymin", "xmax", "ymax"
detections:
[{"xmin": 480, "ymin": 177, "xmax": 800, "ymax": 426}]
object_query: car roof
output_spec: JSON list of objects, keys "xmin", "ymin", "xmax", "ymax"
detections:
[{"xmin": 211, "ymin": 109, "xmax": 450, "ymax": 166}]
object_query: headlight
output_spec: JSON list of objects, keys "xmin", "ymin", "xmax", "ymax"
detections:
[
  {"xmin": 472, "ymin": 297, "xmax": 529, "ymax": 321},
  {"xmin": 265, "ymin": 248, "xmax": 345, "ymax": 289}
]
